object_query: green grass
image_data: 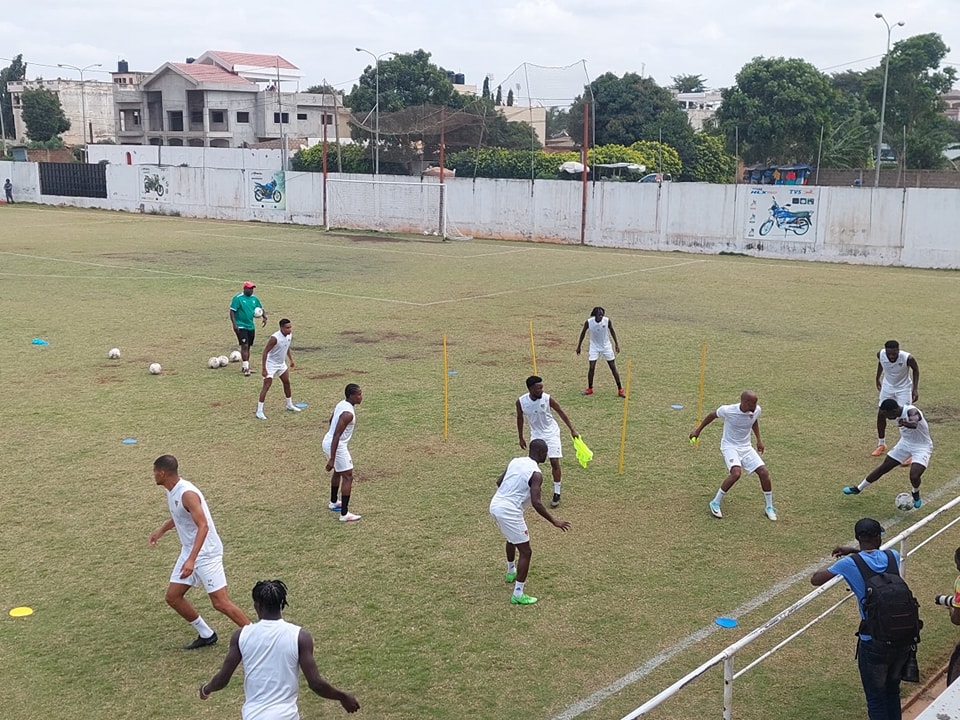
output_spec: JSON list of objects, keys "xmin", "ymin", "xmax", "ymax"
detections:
[{"xmin": 2, "ymin": 205, "xmax": 960, "ymax": 719}]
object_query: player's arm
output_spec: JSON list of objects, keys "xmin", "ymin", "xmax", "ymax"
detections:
[
  {"xmin": 180, "ymin": 491, "xmax": 209, "ymax": 578},
  {"xmin": 528, "ymin": 471, "xmax": 571, "ymax": 531},
  {"xmin": 287, "ymin": 347, "xmax": 295, "ymax": 369},
  {"xmin": 494, "ymin": 470, "xmax": 506, "ymax": 488},
  {"xmin": 752, "ymin": 420, "xmax": 764, "ymax": 454},
  {"xmin": 549, "ymin": 397, "xmax": 577, "ymax": 437},
  {"xmin": 299, "ymin": 629, "xmax": 361, "ymax": 712},
  {"xmin": 608, "ymin": 320, "xmax": 620, "ymax": 353},
  {"xmin": 149, "ymin": 518, "xmax": 175, "ymax": 546},
  {"xmin": 576, "ymin": 321, "xmax": 588, "ymax": 354},
  {"xmin": 908, "ymin": 356, "xmax": 920, "ymax": 400},
  {"xmin": 229, "ymin": 307, "xmax": 239, "ymax": 332},
  {"xmin": 900, "ymin": 408, "xmax": 922, "ymax": 429},
  {"xmin": 689, "ymin": 411, "xmax": 718, "ymax": 441},
  {"xmin": 260, "ymin": 336, "xmax": 277, "ymax": 374},
  {"xmin": 328, "ymin": 412, "xmax": 354, "ymax": 459},
  {"xmin": 516, "ymin": 399, "xmax": 526, "ymax": 448},
  {"xmin": 810, "ymin": 567, "xmax": 838, "ymax": 586},
  {"xmin": 876, "ymin": 354, "xmax": 883, "ymax": 392},
  {"xmin": 200, "ymin": 629, "xmax": 243, "ymax": 699}
]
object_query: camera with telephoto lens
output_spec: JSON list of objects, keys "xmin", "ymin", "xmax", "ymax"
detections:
[{"xmin": 935, "ymin": 594, "xmax": 956, "ymax": 607}]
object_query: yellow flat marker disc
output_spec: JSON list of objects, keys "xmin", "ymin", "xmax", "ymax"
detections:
[{"xmin": 9, "ymin": 606, "xmax": 34, "ymax": 617}]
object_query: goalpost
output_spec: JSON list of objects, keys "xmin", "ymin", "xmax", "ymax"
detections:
[{"xmin": 324, "ymin": 178, "xmax": 452, "ymax": 237}]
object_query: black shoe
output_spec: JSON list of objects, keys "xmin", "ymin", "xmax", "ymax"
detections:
[
  {"xmin": 550, "ymin": 493, "xmax": 561, "ymax": 508},
  {"xmin": 184, "ymin": 632, "xmax": 218, "ymax": 650}
]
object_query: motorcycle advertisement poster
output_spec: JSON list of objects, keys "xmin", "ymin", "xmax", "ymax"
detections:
[
  {"xmin": 250, "ymin": 170, "xmax": 285, "ymax": 210},
  {"xmin": 743, "ymin": 187, "xmax": 819, "ymax": 241},
  {"xmin": 139, "ymin": 166, "xmax": 170, "ymax": 202}
]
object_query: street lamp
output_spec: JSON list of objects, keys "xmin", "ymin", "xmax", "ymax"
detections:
[
  {"xmin": 873, "ymin": 13, "xmax": 904, "ymax": 188},
  {"xmin": 57, "ymin": 62, "xmax": 102, "ymax": 145},
  {"xmin": 355, "ymin": 48, "xmax": 395, "ymax": 175}
]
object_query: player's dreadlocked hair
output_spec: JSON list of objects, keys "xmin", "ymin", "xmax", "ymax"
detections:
[{"xmin": 252, "ymin": 580, "xmax": 289, "ymax": 613}]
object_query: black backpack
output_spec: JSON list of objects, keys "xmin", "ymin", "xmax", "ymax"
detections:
[{"xmin": 851, "ymin": 550, "xmax": 922, "ymax": 647}]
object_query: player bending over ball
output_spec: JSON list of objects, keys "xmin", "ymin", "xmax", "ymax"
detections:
[
  {"xmin": 255, "ymin": 318, "xmax": 300, "ymax": 420},
  {"xmin": 323, "ymin": 384, "xmax": 363, "ymax": 522},
  {"xmin": 576, "ymin": 306, "xmax": 624, "ymax": 397},
  {"xmin": 149, "ymin": 455, "xmax": 250, "ymax": 649},
  {"xmin": 489, "ymin": 439, "xmax": 571, "ymax": 605},
  {"xmin": 517, "ymin": 375, "xmax": 579, "ymax": 508},
  {"xmin": 845, "ymin": 398, "xmax": 932, "ymax": 509},
  {"xmin": 229, "ymin": 281, "xmax": 267, "ymax": 377},
  {"xmin": 690, "ymin": 390, "xmax": 778, "ymax": 521},
  {"xmin": 872, "ymin": 340, "xmax": 920, "ymax": 457}
]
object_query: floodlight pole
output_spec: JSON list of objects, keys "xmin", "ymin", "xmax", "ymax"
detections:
[
  {"xmin": 355, "ymin": 48, "xmax": 395, "ymax": 175},
  {"xmin": 873, "ymin": 13, "xmax": 904, "ymax": 188},
  {"xmin": 58, "ymin": 62, "xmax": 102, "ymax": 145}
]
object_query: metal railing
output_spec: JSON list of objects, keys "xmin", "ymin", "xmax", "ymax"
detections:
[{"xmin": 621, "ymin": 494, "xmax": 960, "ymax": 719}]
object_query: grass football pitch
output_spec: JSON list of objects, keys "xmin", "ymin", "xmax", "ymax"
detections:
[{"xmin": 4, "ymin": 205, "xmax": 960, "ymax": 720}]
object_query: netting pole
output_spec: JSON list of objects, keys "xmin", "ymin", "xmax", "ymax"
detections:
[
  {"xmin": 443, "ymin": 334, "xmax": 449, "ymax": 439},
  {"xmin": 580, "ymin": 101, "xmax": 589, "ymax": 245},
  {"xmin": 618, "ymin": 360, "xmax": 632, "ymax": 474},
  {"xmin": 529, "ymin": 321, "xmax": 538, "ymax": 375},
  {"xmin": 439, "ymin": 106, "xmax": 447, "ymax": 240},
  {"xmin": 322, "ymin": 110, "xmax": 328, "ymax": 229}
]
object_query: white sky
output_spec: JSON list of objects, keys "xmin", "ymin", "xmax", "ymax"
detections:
[{"xmin": 9, "ymin": 1, "xmax": 958, "ymax": 103}]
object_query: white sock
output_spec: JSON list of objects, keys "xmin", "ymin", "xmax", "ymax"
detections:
[
  {"xmin": 257, "ymin": 402, "xmax": 264, "ymax": 413},
  {"xmin": 285, "ymin": 397, "xmax": 294, "ymax": 408},
  {"xmin": 858, "ymin": 479, "xmax": 870, "ymax": 491},
  {"xmin": 190, "ymin": 616, "xmax": 215, "ymax": 638},
  {"xmin": 507, "ymin": 561, "xmax": 516, "ymax": 574},
  {"xmin": 553, "ymin": 482, "xmax": 561, "ymax": 495},
  {"xmin": 242, "ymin": 361, "xmax": 249, "ymax": 371},
  {"xmin": 878, "ymin": 437, "xmax": 885, "ymax": 446},
  {"xmin": 513, "ymin": 581, "xmax": 525, "ymax": 598},
  {"xmin": 713, "ymin": 489, "xmax": 726, "ymax": 504},
  {"xmin": 763, "ymin": 491, "xmax": 773, "ymax": 507}
]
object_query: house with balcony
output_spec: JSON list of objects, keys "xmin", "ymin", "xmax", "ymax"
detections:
[{"xmin": 113, "ymin": 51, "xmax": 351, "ymax": 148}]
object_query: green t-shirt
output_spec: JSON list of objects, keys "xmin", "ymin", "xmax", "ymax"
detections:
[{"xmin": 230, "ymin": 293, "xmax": 263, "ymax": 331}]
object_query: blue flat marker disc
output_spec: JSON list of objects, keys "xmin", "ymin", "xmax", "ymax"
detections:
[
  {"xmin": 671, "ymin": 404, "xmax": 684, "ymax": 410},
  {"xmin": 295, "ymin": 402, "xmax": 308, "ymax": 408},
  {"xmin": 715, "ymin": 617, "xmax": 738, "ymax": 628},
  {"xmin": 448, "ymin": 370, "xmax": 458, "ymax": 375},
  {"xmin": 122, "ymin": 438, "xmax": 137, "ymax": 445}
]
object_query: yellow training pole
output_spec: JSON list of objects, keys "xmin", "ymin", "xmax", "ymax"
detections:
[
  {"xmin": 443, "ymin": 334, "xmax": 449, "ymax": 440},
  {"xmin": 696, "ymin": 342, "xmax": 707, "ymax": 447},
  {"xmin": 618, "ymin": 360, "xmax": 632, "ymax": 474},
  {"xmin": 529, "ymin": 320, "xmax": 538, "ymax": 375}
]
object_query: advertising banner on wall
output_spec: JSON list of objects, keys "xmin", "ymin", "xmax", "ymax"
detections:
[
  {"xmin": 743, "ymin": 186, "xmax": 819, "ymax": 241},
  {"xmin": 139, "ymin": 166, "xmax": 170, "ymax": 202},
  {"xmin": 250, "ymin": 170, "xmax": 285, "ymax": 210}
]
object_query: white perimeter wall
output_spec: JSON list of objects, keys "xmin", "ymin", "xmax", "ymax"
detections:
[{"xmin": 6, "ymin": 157, "xmax": 960, "ymax": 269}]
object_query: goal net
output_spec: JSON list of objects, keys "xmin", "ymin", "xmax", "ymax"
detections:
[{"xmin": 325, "ymin": 178, "xmax": 448, "ymax": 237}]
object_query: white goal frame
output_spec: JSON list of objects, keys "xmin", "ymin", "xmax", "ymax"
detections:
[{"xmin": 324, "ymin": 178, "xmax": 448, "ymax": 237}]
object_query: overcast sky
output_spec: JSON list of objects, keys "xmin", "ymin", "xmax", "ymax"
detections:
[{"xmin": 10, "ymin": 0, "xmax": 958, "ymax": 103}]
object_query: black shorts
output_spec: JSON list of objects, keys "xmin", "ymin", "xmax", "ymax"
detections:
[{"xmin": 235, "ymin": 328, "xmax": 256, "ymax": 347}]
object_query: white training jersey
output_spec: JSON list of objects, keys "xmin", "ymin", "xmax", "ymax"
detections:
[
  {"xmin": 898, "ymin": 404, "xmax": 933, "ymax": 449},
  {"xmin": 716, "ymin": 403, "xmax": 761, "ymax": 449},
  {"xmin": 879, "ymin": 350, "xmax": 912, "ymax": 391},
  {"xmin": 519, "ymin": 392, "xmax": 559, "ymax": 440},
  {"xmin": 490, "ymin": 456, "xmax": 541, "ymax": 512},
  {"xmin": 323, "ymin": 399, "xmax": 356, "ymax": 445},
  {"xmin": 167, "ymin": 478, "xmax": 223, "ymax": 559},
  {"xmin": 587, "ymin": 316, "xmax": 612, "ymax": 350},
  {"xmin": 266, "ymin": 330, "xmax": 292, "ymax": 366},
  {"xmin": 239, "ymin": 619, "xmax": 302, "ymax": 720}
]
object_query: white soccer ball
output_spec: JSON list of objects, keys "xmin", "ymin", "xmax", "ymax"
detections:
[
  {"xmin": 895, "ymin": 492, "xmax": 914, "ymax": 511},
  {"xmin": 253, "ymin": 307, "xmax": 264, "ymax": 318},
  {"xmin": 148, "ymin": 363, "xmax": 162, "ymax": 375},
  {"xmin": 218, "ymin": 355, "xmax": 230, "ymax": 367},
  {"xmin": 229, "ymin": 350, "xmax": 242, "ymax": 363},
  {"xmin": 208, "ymin": 356, "xmax": 221, "ymax": 369},
  {"xmin": 107, "ymin": 347, "xmax": 121, "ymax": 359}
]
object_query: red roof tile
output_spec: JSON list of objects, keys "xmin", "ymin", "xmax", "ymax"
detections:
[
  {"xmin": 203, "ymin": 51, "xmax": 298, "ymax": 71},
  {"xmin": 170, "ymin": 63, "xmax": 255, "ymax": 86}
]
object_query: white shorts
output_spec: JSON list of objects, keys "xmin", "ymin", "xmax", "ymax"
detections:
[
  {"xmin": 265, "ymin": 362, "xmax": 288, "ymax": 379},
  {"xmin": 721, "ymin": 446, "xmax": 765, "ymax": 474},
  {"xmin": 170, "ymin": 553, "xmax": 227, "ymax": 593},
  {"xmin": 879, "ymin": 387, "xmax": 912, "ymax": 407},
  {"xmin": 887, "ymin": 441, "xmax": 931, "ymax": 468},
  {"xmin": 589, "ymin": 344, "xmax": 615, "ymax": 362},
  {"xmin": 533, "ymin": 433, "xmax": 562, "ymax": 459},
  {"xmin": 490, "ymin": 505, "xmax": 530, "ymax": 545},
  {"xmin": 322, "ymin": 436, "xmax": 353, "ymax": 472}
]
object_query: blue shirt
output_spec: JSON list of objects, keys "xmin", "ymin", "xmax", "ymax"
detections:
[{"xmin": 829, "ymin": 548, "xmax": 901, "ymax": 640}]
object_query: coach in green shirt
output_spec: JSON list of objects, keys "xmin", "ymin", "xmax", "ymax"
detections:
[{"xmin": 230, "ymin": 281, "xmax": 267, "ymax": 377}]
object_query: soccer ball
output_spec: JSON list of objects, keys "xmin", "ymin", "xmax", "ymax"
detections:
[
  {"xmin": 107, "ymin": 347, "xmax": 121, "ymax": 359},
  {"xmin": 229, "ymin": 350, "xmax": 242, "ymax": 363},
  {"xmin": 253, "ymin": 307, "xmax": 264, "ymax": 318},
  {"xmin": 218, "ymin": 355, "xmax": 230, "ymax": 367},
  {"xmin": 895, "ymin": 492, "xmax": 914, "ymax": 511},
  {"xmin": 148, "ymin": 363, "xmax": 162, "ymax": 375},
  {"xmin": 208, "ymin": 356, "xmax": 221, "ymax": 369}
]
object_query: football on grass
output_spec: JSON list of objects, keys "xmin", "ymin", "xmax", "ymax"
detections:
[
  {"xmin": 218, "ymin": 355, "xmax": 230, "ymax": 367},
  {"xmin": 229, "ymin": 350, "xmax": 242, "ymax": 363},
  {"xmin": 107, "ymin": 348, "xmax": 121, "ymax": 359},
  {"xmin": 148, "ymin": 363, "xmax": 162, "ymax": 375},
  {"xmin": 208, "ymin": 357, "xmax": 221, "ymax": 369},
  {"xmin": 895, "ymin": 492, "xmax": 914, "ymax": 511}
]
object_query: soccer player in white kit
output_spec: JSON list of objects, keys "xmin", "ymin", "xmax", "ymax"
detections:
[
  {"xmin": 689, "ymin": 390, "xmax": 778, "ymax": 521},
  {"xmin": 255, "ymin": 318, "xmax": 301, "ymax": 420},
  {"xmin": 200, "ymin": 580, "xmax": 360, "ymax": 717},
  {"xmin": 489, "ymin": 439, "xmax": 571, "ymax": 605},
  {"xmin": 576, "ymin": 306, "xmax": 624, "ymax": 397},
  {"xmin": 872, "ymin": 340, "xmax": 920, "ymax": 456},
  {"xmin": 149, "ymin": 454, "xmax": 251, "ymax": 649},
  {"xmin": 517, "ymin": 375, "xmax": 579, "ymax": 508},
  {"xmin": 845, "ymin": 398, "xmax": 933, "ymax": 508},
  {"xmin": 323, "ymin": 383, "xmax": 363, "ymax": 522}
]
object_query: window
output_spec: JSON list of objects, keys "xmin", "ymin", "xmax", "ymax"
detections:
[
  {"xmin": 273, "ymin": 112, "xmax": 289, "ymax": 124},
  {"xmin": 236, "ymin": 112, "xmax": 250, "ymax": 123},
  {"xmin": 322, "ymin": 113, "xmax": 334, "ymax": 125},
  {"xmin": 297, "ymin": 113, "xmax": 307, "ymax": 120},
  {"xmin": 190, "ymin": 111, "xmax": 203, "ymax": 125},
  {"xmin": 211, "ymin": 111, "xmax": 224, "ymax": 124},
  {"xmin": 167, "ymin": 111, "xmax": 184, "ymax": 132}
]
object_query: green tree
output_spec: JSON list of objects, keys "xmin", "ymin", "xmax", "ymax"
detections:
[
  {"xmin": 481, "ymin": 76, "xmax": 490, "ymax": 100},
  {"xmin": 292, "ymin": 142, "xmax": 371, "ymax": 173},
  {"xmin": 348, "ymin": 49, "xmax": 463, "ymax": 116},
  {"xmin": 629, "ymin": 141, "xmax": 682, "ymax": 178},
  {"xmin": 545, "ymin": 107, "xmax": 569, "ymax": 139},
  {"xmin": 305, "ymin": 83, "xmax": 339, "ymax": 95},
  {"xmin": 495, "ymin": 85, "xmax": 502, "ymax": 105},
  {"xmin": 689, "ymin": 133, "xmax": 737, "ymax": 182},
  {"xmin": 672, "ymin": 74, "xmax": 707, "ymax": 93},
  {"xmin": 714, "ymin": 57, "xmax": 840, "ymax": 164},
  {"xmin": 506, "ymin": 89, "xmax": 514, "ymax": 107},
  {"xmin": 22, "ymin": 87, "xmax": 70, "ymax": 143},
  {"xmin": 0, "ymin": 54, "xmax": 27, "ymax": 141}
]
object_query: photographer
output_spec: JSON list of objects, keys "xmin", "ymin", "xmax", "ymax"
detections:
[{"xmin": 938, "ymin": 547, "xmax": 960, "ymax": 684}]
